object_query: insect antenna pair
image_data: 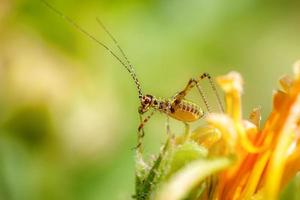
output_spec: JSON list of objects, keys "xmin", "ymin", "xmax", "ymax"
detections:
[{"xmin": 41, "ymin": 0, "xmax": 224, "ymax": 153}]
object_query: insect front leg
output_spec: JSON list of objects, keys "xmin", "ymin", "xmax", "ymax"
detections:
[
  {"xmin": 136, "ymin": 114, "xmax": 145, "ymax": 151},
  {"xmin": 136, "ymin": 111, "xmax": 156, "ymax": 153}
]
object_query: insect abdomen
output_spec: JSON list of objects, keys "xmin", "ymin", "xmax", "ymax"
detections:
[{"xmin": 169, "ymin": 100, "xmax": 203, "ymax": 122}]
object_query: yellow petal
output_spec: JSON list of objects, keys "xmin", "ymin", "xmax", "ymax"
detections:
[
  {"xmin": 280, "ymin": 75, "xmax": 294, "ymax": 92},
  {"xmin": 206, "ymin": 113, "xmax": 237, "ymax": 152},
  {"xmin": 264, "ymin": 90, "xmax": 300, "ymax": 199},
  {"xmin": 191, "ymin": 125, "xmax": 222, "ymax": 149},
  {"xmin": 248, "ymin": 107, "xmax": 262, "ymax": 129}
]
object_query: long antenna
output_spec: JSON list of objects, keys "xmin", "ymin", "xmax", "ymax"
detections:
[
  {"xmin": 41, "ymin": 0, "xmax": 143, "ymax": 98},
  {"xmin": 95, "ymin": 18, "xmax": 142, "ymax": 99}
]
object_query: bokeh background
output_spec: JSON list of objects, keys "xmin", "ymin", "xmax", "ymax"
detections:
[{"xmin": 0, "ymin": 0, "xmax": 300, "ymax": 199}]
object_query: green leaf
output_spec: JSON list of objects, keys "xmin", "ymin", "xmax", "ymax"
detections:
[
  {"xmin": 280, "ymin": 172, "xmax": 300, "ymax": 200},
  {"xmin": 162, "ymin": 141, "xmax": 208, "ymax": 180},
  {"xmin": 134, "ymin": 141, "xmax": 170, "ymax": 200},
  {"xmin": 155, "ymin": 157, "xmax": 232, "ymax": 200}
]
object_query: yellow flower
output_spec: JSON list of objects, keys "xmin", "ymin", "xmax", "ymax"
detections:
[
  {"xmin": 205, "ymin": 61, "xmax": 300, "ymax": 199},
  {"xmin": 136, "ymin": 62, "xmax": 300, "ymax": 200}
]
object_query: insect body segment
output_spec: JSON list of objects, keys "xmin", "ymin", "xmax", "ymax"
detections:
[{"xmin": 169, "ymin": 99, "xmax": 203, "ymax": 122}]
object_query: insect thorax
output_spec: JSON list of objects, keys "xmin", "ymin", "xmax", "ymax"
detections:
[{"xmin": 151, "ymin": 97, "xmax": 171, "ymax": 112}]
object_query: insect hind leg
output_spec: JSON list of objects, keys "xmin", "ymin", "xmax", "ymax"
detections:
[
  {"xmin": 196, "ymin": 73, "xmax": 224, "ymax": 112},
  {"xmin": 175, "ymin": 73, "xmax": 224, "ymax": 113}
]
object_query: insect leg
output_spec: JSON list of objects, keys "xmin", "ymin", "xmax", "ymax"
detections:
[
  {"xmin": 196, "ymin": 73, "xmax": 224, "ymax": 112},
  {"xmin": 175, "ymin": 73, "xmax": 224, "ymax": 113},
  {"xmin": 195, "ymin": 83, "xmax": 212, "ymax": 113},
  {"xmin": 165, "ymin": 116, "xmax": 176, "ymax": 146},
  {"xmin": 136, "ymin": 110, "xmax": 156, "ymax": 152},
  {"xmin": 184, "ymin": 122, "xmax": 191, "ymax": 141},
  {"xmin": 166, "ymin": 116, "xmax": 171, "ymax": 136}
]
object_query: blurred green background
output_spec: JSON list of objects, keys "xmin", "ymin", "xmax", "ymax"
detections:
[{"xmin": 0, "ymin": 0, "xmax": 300, "ymax": 199}]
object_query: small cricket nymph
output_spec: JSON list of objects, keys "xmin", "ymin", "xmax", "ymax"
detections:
[
  {"xmin": 42, "ymin": 0, "xmax": 224, "ymax": 152},
  {"xmin": 135, "ymin": 72, "xmax": 223, "ymax": 149}
]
